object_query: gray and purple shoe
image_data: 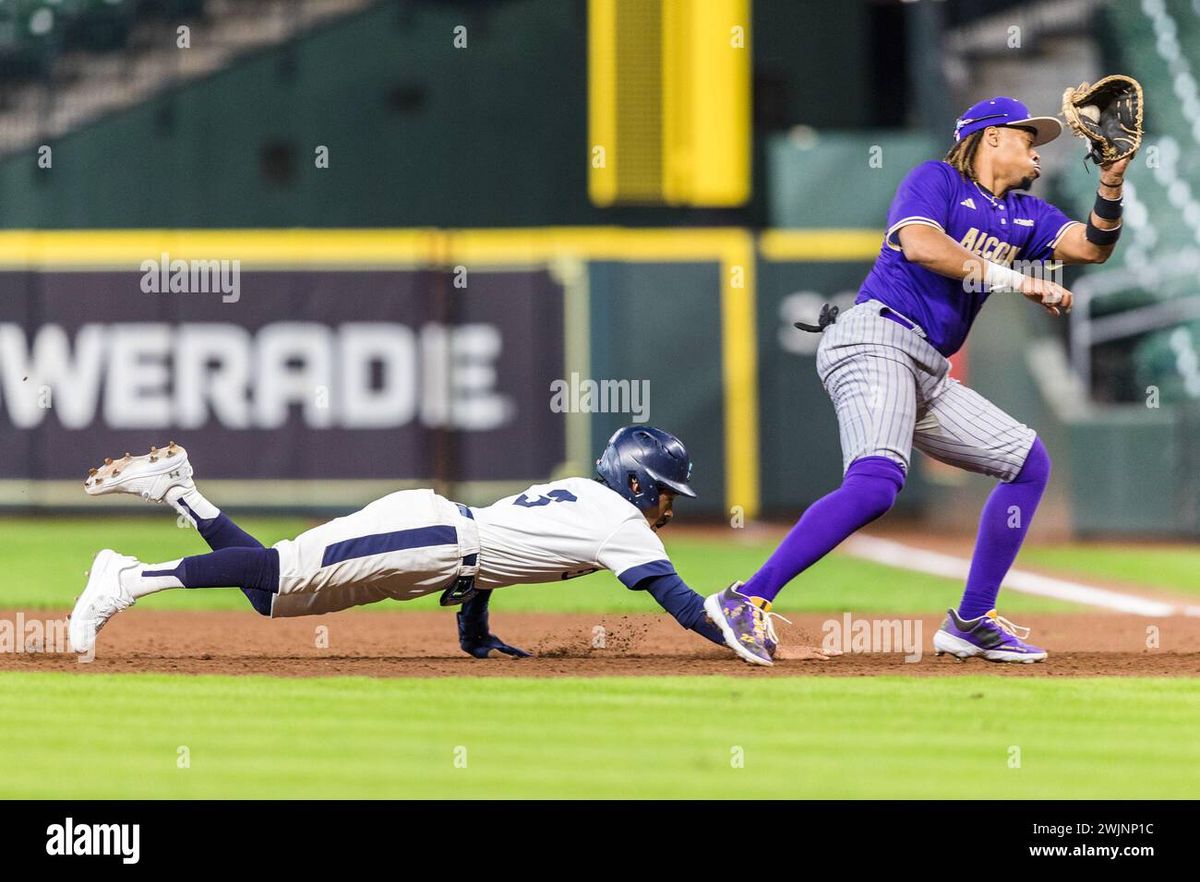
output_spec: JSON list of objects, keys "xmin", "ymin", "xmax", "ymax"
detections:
[
  {"xmin": 704, "ymin": 581, "xmax": 788, "ymax": 667},
  {"xmin": 933, "ymin": 608, "xmax": 1047, "ymax": 663}
]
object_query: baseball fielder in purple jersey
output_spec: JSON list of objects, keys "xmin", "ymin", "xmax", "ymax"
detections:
[{"xmin": 703, "ymin": 96, "xmax": 1134, "ymax": 666}]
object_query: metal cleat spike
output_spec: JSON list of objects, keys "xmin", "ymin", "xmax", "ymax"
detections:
[
  {"xmin": 88, "ymin": 468, "xmax": 97, "ymax": 476},
  {"xmin": 104, "ymin": 457, "xmax": 113, "ymax": 465},
  {"xmin": 149, "ymin": 446, "xmax": 158, "ymax": 454},
  {"xmin": 124, "ymin": 452, "xmax": 131, "ymax": 459}
]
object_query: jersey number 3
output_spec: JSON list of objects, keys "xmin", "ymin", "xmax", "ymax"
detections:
[{"xmin": 513, "ymin": 489, "xmax": 578, "ymax": 507}]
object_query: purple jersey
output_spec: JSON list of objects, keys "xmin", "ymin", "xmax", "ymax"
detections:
[{"xmin": 857, "ymin": 160, "xmax": 1078, "ymax": 356}]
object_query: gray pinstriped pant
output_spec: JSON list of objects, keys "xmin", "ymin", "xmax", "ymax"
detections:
[{"xmin": 816, "ymin": 299, "xmax": 1036, "ymax": 482}]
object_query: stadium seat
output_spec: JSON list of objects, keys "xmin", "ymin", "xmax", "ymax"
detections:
[
  {"xmin": 0, "ymin": 0, "xmax": 200, "ymax": 84},
  {"xmin": 1059, "ymin": 0, "xmax": 1200, "ymax": 403}
]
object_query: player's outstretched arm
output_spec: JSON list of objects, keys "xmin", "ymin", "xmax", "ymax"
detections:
[
  {"xmin": 897, "ymin": 223, "xmax": 995, "ymax": 281},
  {"xmin": 898, "ymin": 224, "xmax": 1074, "ymax": 317},
  {"xmin": 636, "ymin": 573, "xmax": 726, "ymax": 646},
  {"xmin": 456, "ymin": 589, "xmax": 531, "ymax": 659},
  {"xmin": 1052, "ymin": 155, "xmax": 1132, "ymax": 265}
]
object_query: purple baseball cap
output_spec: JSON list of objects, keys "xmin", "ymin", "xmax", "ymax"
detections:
[{"xmin": 953, "ymin": 96, "xmax": 1062, "ymax": 146}]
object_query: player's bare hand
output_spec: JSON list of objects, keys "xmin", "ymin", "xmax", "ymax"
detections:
[
  {"xmin": 1100, "ymin": 154, "xmax": 1134, "ymax": 182},
  {"xmin": 1020, "ymin": 276, "xmax": 1074, "ymax": 317},
  {"xmin": 774, "ymin": 644, "xmax": 843, "ymax": 661}
]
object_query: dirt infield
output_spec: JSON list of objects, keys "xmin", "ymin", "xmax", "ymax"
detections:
[{"xmin": 1, "ymin": 609, "xmax": 1198, "ymax": 677}]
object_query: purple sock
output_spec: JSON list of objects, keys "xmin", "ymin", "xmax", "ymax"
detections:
[
  {"xmin": 957, "ymin": 437, "xmax": 1051, "ymax": 620},
  {"xmin": 741, "ymin": 456, "xmax": 905, "ymax": 603}
]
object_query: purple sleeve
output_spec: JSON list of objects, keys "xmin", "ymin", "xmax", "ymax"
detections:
[
  {"xmin": 1025, "ymin": 198, "xmax": 1080, "ymax": 263},
  {"xmin": 884, "ymin": 161, "xmax": 956, "ymax": 249}
]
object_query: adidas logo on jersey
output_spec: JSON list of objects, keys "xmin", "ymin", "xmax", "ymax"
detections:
[{"xmin": 960, "ymin": 197, "xmax": 977, "ymax": 210}]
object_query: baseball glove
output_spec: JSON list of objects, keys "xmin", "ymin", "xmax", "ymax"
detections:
[{"xmin": 1061, "ymin": 74, "xmax": 1144, "ymax": 165}]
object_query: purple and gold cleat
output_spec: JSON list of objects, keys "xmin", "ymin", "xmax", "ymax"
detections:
[
  {"xmin": 933, "ymin": 608, "xmax": 1047, "ymax": 663},
  {"xmin": 704, "ymin": 581, "xmax": 788, "ymax": 667}
]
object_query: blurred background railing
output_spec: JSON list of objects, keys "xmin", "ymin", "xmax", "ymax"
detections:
[{"xmin": 0, "ymin": 0, "xmax": 368, "ymax": 155}]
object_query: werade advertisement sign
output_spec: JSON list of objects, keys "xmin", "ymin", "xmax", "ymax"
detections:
[{"xmin": 0, "ymin": 270, "xmax": 566, "ymax": 483}]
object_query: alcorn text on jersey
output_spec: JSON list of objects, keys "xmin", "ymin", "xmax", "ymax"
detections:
[{"xmin": 857, "ymin": 160, "xmax": 1078, "ymax": 356}]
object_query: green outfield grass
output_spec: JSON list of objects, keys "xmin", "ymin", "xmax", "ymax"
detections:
[
  {"xmin": 1020, "ymin": 544, "xmax": 1200, "ymax": 596},
  {"xmin": 0, "ymin": 517, "xmax": 1082, "ymax": 614},
  {"xmin": 0, "ymin": 672, "xmax": 1196, "ymax": 799}
]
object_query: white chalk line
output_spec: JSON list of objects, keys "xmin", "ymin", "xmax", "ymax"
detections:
[{"xmin": 843, "ymin": 535, "xmax": 1200, "ymax": 618}]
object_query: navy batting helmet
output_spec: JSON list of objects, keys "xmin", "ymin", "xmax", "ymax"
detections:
[{"xmin": 595, "ymin": 426, "xmax": 696, "ymax": 512}]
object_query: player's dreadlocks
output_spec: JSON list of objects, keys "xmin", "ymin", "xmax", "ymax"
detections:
[{"xmin": 944, "ymin": 131, "xmax": 983, "ymax": 182}]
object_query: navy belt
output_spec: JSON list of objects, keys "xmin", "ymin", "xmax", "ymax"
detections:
[{"xmin": 455, "ymin": 502, "xmax": 474, "ymax": 520}]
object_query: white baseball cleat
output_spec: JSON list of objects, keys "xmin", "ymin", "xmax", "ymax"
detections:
[
  {"xmin": 83, "ymin": 441, "xmax": 193, "ymax": 503},
  {"xmin": 68, "ymin": 549, "xmax": 140, "ymax": 653}
]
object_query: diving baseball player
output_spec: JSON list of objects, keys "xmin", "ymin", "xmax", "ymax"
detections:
[
  {"xmin": 68, "ymin": 427, "xmax": 734, "ymax": 658},
  {"xmin": 705, "ymin": 95, "xmax": 1135, "ymax": 666}
]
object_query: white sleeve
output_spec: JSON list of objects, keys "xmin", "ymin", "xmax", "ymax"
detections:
[{"xmin": 595, "ymin": 517, "xmax": 675, "ymax": 588}]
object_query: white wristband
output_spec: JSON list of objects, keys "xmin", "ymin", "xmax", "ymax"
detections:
[{"xmin": 984, "ymin": 262, "xmax": 1026, "ymax": 294}]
